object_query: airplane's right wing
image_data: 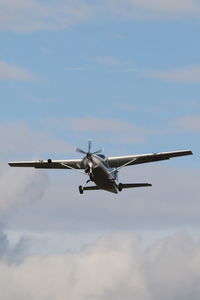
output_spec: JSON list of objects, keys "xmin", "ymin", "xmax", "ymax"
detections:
[{"xmin": 8, "ymin": 159, "xmax": 84, "ymax": 170}]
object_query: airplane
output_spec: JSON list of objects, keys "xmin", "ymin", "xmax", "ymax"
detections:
[{"xmin": 8, "ymin": 141, "xmax": 193, "ymax": 194}]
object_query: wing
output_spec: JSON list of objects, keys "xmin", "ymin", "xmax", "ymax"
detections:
[
  {"xmin": 107, "ymin": 150, "xmax": 193, "ymax": 168},
  {"xmin": 8, "ymin": 159, "xmax": 84, "ymax": 170}
]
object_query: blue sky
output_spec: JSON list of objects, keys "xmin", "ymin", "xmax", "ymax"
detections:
[
  {"xmin": 1, "ymin": 15, "xmax": 200, "ymax": 160},
  {"xmin": 0, "ymin": 1, "xmax": 200, "ymax": 299}
]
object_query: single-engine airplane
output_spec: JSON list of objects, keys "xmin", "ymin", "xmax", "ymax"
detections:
[{"xmin": 8, "ymin": 141, "xmax": 193, "ymax": 194}]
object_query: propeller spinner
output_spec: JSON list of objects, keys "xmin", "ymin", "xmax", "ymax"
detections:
[{"xmin": 76, "ymin": 141, "xmax": 102, "ymax": 178}]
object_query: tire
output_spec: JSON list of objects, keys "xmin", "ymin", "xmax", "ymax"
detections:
[
  {"xmin": 79, "ymin": 185, "xmax": 83, "ymax": 194},
  {"xmin": 118, "ymin": 183, "xmax": 123, "ymax": 192}
]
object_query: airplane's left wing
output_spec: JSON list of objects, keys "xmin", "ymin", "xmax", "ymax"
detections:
[
  {"xmin": 107, "ymin": 150, "xmax": 193, "ymax": 169},
  {"xmin": 8, "ymin": 159, "xmax": 84, "ymax": 170}
]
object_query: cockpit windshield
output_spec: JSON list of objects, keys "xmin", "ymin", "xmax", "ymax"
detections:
[{"xmin": 97, "ymin": 154, "xmax": 106, "ymax": 159}]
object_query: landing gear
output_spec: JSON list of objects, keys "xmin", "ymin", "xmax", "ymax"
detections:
[
  {"xmin": 79, "ymin": 179, "xmax": 91, "ymax": 194},
  {"xmin": 79, "ymin": 185, "xmax": 83, "ymax": 194},
  {"xmin": 118, "ymin": 183, "xmax": 123, "ymax": 192}
]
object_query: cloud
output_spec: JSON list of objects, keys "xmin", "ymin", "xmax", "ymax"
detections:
[
  {"xmin": 175, "ymin": 99, "xmax": 200, "ymax": 109},
  {"xmin": 95, "ymin": 56, "xmax": 122, "ymax": 66},
  {"xmin": 0, "ymin": 60, "xmax": 35, "ymax": 81},
  {"xmin": 0, "ymin": 159, "xmax": 48, "ymax": 263},
  {"xmin": 144, "ymin": 66, "xmax": 200, "ymax": 83},
  {"xmin": 0, "ymin": 122, "xmax": 74, "ymax": 154},
  {"xmin": 0, "ymin": 231, "xmax": 29, "ymax": 263},
  {"xmin": 8, "ymin": 163, "xmax": 197, "ymax": 233},
  {"xmin": 0, "ymin": 165, "xmax": 48, "ymax": 215},
  {"xmin": 95, "ymin": 56, "xmax": 134, "ymax": 72},
  {"xmin": 0, "ymin": 232, "xmax": 200, "ymax": 299},
  {"xmin": 1, "ymin": 0, "xmax": 200, "ymax": 33},
  {"xmin": 114, "ymin": 102, "xmax": 167, "ymax": 114},
  {"xmin": 175, "ymin": 115, "xmax": 200, "ymax": 132},
  {"xmin": 0, "ymin": 0, "xmax": 96, "ymax": 32},
  {"xmin": 67, "ymin": 116, "xmax": 151, "ymax": 143},
  {"xmin": 66, "ymin": 67, "xmax": 86, "ymax": 72},
  {"xmin": 105, "ymin": 0, "xmax": 200, "ymax": 20}
]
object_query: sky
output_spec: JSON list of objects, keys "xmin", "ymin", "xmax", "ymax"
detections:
[{"xmin": 0, "ymin": 0, "xmax": 200, "ymax": 299}]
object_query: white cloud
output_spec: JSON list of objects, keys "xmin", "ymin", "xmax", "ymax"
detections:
[
  {"xmin": 0, "ymin": 60, "xmax": 35, "ymax": 81},
  {"xmin": 95, "ymin": 56, "xmax": 134, "ymax": 71},
  {"xmin": 0, "ymin": 122, "xmax": 74, "ymax": 154},
  {"xmin": 0, "ymin": 164, "xmax": 48, "ymax": 215},
  {"xmin": 1, "ymin": 0, "xmax": 200, "ymax": 32},
  {"xmin": 8, "ymin": 164, "xmax": 197, "ymax": 233},
  {"xmin": 67, "ymin": 116, "xmax": 151, "ymax": 143},
  {"xmin": 144, "ymin": 66, "xmax": 200, "ymax": 83},
  {"xmin": 1, "ymin": 119, "xmax": 196, "ymax": 234},
  {"xmin": 95, "ymin": 56, "xmax": 122, "ymax": 66},
  {"xmin": 0, "ymin": 231, "xmax": 29, "ymax": 263},
  {"xmin": 175, "ymin": 115, "xmax": 200, "ymax": 132},
  {"xmin": 175, "ymin": 99, "xmax": 200, "ymax": 109},
  {"xmin": 106, "ymin": 0, "xmax": 200, "ymax": 20},
  {"xmin": 0, "ymin": 0, "xmax": 96, "ymax": 32},
  {"xmin": 0, "ymin": 232, "xmax": 200, "ymax": 300},
  {"xmin": 66, "ymin": 67, "xmax": 86, "ymax": 72},
  {"xmin": 114, "ymin": 102, "xmax": 167, "ymax": 113}
]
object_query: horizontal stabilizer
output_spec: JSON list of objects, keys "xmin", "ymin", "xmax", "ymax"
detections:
[
  {"xmin": 121, "ymin": 183, "xmax": 152, "ymax": 189},
  {"xmin": 83, "ymin": 186, "xmax": 101, "ymax": 191}
]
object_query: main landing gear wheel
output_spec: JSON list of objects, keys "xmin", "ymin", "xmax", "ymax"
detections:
[
  {"xmin": 79, "ymin": 185, "xmax": 83, "ymax": 194},
  {"xmin": 118, "ymin": 183, "xmax": 123, "ymax": 192}
]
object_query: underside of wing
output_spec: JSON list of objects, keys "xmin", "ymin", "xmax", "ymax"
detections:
[
  {"xmin": 8, "ymin": 159, "xmax": 84, "ymax": 170},
  {"xmin": 107, "ymin": 150, "xmax": 193, "ymax": 168}
]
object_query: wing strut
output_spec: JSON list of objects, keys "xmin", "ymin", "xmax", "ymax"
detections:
[
  {"xmin": 59, "ymin": 163, "xmax": 87, "ymax": 175},
  {"xmin": 109, "ymin": 157, "xmax": 138, "ymax": 174}
]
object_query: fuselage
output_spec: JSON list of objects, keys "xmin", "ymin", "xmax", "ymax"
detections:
[{"xmin": 84, "ymin": 154, "xmax": 119, "ymax": 193}]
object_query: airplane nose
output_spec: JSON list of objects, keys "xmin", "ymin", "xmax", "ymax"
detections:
[{"xmin": 91, "ymin": 156, "xmax": 100, "ymax": 168}]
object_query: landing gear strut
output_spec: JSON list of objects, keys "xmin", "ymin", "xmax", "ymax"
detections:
[{"xmin": 79, "ymin": 179, "xmax": 91, "ymax": 194}]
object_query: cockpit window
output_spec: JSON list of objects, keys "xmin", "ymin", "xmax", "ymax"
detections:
[{"xmin": 97, "ymin": 154, "xmax": 106, "ymax": 159}]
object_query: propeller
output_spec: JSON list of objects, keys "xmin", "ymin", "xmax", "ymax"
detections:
[
  {"xmin": 75, "ymin": 147, "xmax": 87, "ymax": 155},
  {"xmin": 88, "ymin": 140, "xmax": 92, "ymax": 153},
  {"xmin": 76, "ymin": 141, "xmax": 103, "ymax": 179},
  {"xmin": 76, "ymin": 140, "xmax": 102, "ymax": 157}
]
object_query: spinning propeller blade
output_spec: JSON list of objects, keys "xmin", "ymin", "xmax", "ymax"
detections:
[
  {"xmin": 75, "ymin": 148, "xmax": 87, "ymax": 154},
  {"xmin": 76, "ymin": 141, "xmax": 103, "ymax": 157},
  {"xmin": 93, "ymin": 149, "xmax": 103, "ymax": 154},
  {"xmin": 88, "ymin": 140, "xmax": 92, "ymax": 153}
]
